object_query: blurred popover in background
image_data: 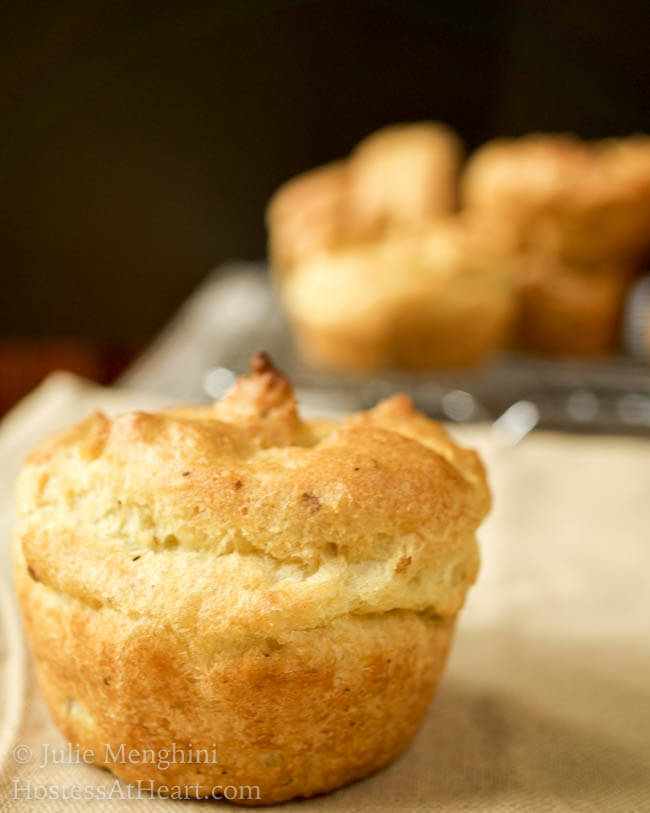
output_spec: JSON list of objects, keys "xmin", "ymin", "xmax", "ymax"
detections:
[{"xmin": 267, "ymin": 124, "xmax": 650, "ymax": 372}]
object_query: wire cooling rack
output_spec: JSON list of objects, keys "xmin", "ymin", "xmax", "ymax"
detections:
[{"xmin": 120, "ymin": 263, "xmax": 650, "ymax": 436}]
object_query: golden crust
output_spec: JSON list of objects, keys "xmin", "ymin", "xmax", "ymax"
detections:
[
  {"xmin": 265, "ymin": 122, "xmax": 461, "ymax": 279},
  {"xmin": 266, "ymin": 161, "xmax": 347, "ymax": 279},
  {"xmin": 344, "ymin": 122, "xmax": 462, "ymax": 239},
  {"xmin": 16, "ymin": 569, "xmax": 455, "ymax": 805},
  {"xmin": 281, "ymin": 218, "xmax": 517, "ymax": 370},
  {"xmin": 461, "ymin": 134, "xmax": 589, "ymax": 216},
  {"xmin": 462, "ymin": 133, "xmax": 650, "ymax": 262},
  {"xmin": 515, "ymin": 258, "xmax": 630, "ymax": 355},
  {"xmin": 14, "ymin": 355, "xmax": 490, "ymax": 804}
]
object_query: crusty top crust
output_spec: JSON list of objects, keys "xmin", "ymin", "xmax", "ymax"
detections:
[
  {"xmin": 281, "ymin": 216, "xmax": 517, "ymax": 330},
  {"xmin": 462, "ymin": 133, "xmax": 650, "ymax": 214},
  {"xmin": 265, "ymin": 122, "xmax": 462, "ymax": 276},
  {"xmin": 15, "ymin": 354, "xmax": 489, "ymax": 654},
  {"xmin": 461, "ymin": 133, "xmax": 650, "ymax": 262},
  {"xmin": 345, "ymin": 122, "xmax": 462, "ymax": 238},
  {"xmin": 265, "ymin": 161, "xmax": 348, "ymax": 277}
]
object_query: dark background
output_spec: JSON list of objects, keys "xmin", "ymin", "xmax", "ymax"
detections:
[{"xmin": 2, "ymin": 0, "xmax": 649, "ymax": 345}]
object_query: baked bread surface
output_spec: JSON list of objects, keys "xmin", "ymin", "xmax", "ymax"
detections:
[
  {"xmin": 462, "ymin": 133, "xmax": 650, "ymax": 262},
  {"xmin": 282, "ymin": 217, "xmax": 517, "ymax": 370},
  {"xmin": 14, "ymin": 354, "xmax": 490, "ymax": 804},
  {"xmin": 265, "ymin": 121, "xmax": 460, "ymax": 279},
  {"xmin": 515, "ymin": 257, "xmax": 630, "ymax": 354},
  {"xmin": 345, "ymin": 121, "xmax": 462, "ymax": 238},
  {"xmin": 266, "ymin": 160, "xmax": 347, "ymax": 279}
]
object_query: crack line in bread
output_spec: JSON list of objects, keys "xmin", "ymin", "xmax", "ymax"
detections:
[
  {"xmin": 17, "ymin": 552, "xmax": 448, "ymax": 650},
  {"xmin": 18, "ymin": 520, "xmax": 478, "ymax": 639}
]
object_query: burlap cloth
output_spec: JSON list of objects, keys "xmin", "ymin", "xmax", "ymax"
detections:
[{"xmin": 0, "ymin": 373, "xmax": 648, "ymax": 811}]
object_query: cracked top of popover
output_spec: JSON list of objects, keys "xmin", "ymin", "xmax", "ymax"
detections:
[{"xmin": 15, "ymin": 353, "xmax": 490, "ymax": 650}]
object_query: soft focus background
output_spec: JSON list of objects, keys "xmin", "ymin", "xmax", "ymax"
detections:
[
  {"xmin": 1, "ymin": 0, "xmax": 649, "ymax": 413},
  {"xmin": 2, "ymin": 10, "xmax": 650, "ymax": 809}
]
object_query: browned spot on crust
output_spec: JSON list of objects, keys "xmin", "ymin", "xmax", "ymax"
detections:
[
  {"xmin": 182, "ymin": 471, "xmax": 191, "ymax": 477},
  {"xmin": 250, "ymin": 351, "xmax": 276, "ymax": 375},
  {"xmin": 394, "ymin": 556, "xmax": 412, "ymax": 574},
  {"xmin": 27, "ymin": 565, "xmax": 40, "ymax": 582},
  {"xmin": 222, "ymin": 352, "xmax": 296, "ymax": 424},
  {"xmin": 301, "ymin": 492, "xmax": 321, "ymax": 512},
  {"xmin": 233, "ymin": 480, "xmax": 243, "ymax": 491},
  {"xmin": 249, "ymin": 353, "xmax": 293, "ymax": 411}
]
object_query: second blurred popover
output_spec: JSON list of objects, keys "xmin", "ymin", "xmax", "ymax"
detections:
[{"xmin": 462, "ymin": 133, "xmax": 650, "ymax": 263}]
